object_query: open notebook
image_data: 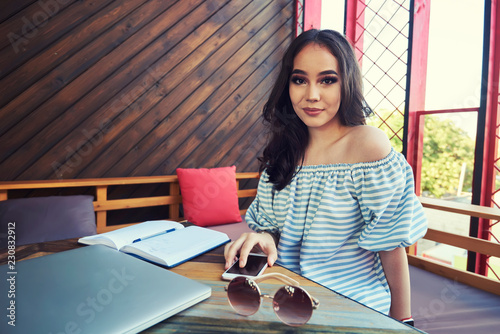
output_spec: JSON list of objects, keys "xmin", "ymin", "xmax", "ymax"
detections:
[
  {"xmin": 0, "ymin": 245, "xmax": 211, "ymax": 333},
  {"xmin": 78, "ymin": 220, "xmax": 230, "ymax": 267}
]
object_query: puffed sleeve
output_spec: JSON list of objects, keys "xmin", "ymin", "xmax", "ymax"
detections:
[
  {"xmin": 353, "ymin": 150, "xmax": 428, "ymax": 251},
  {"xmin": 245, "ymin": 171, "xmax": 280, "ymax": 236}
]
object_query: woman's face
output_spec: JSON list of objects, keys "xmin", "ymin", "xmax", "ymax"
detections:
[{"xmin": 289, "ymin": 43, "xmax": 342, "ymax": 132}]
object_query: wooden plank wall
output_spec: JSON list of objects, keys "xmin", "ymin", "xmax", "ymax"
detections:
[{"xmin": 0, "ymin": 0, "xmax": 294, "ymax": 183}]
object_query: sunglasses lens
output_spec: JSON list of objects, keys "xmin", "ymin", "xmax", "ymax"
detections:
[
  {"xmin": 227, "ymin": 277, "xmax": 261, "ymax": 316},
  {"xmin": 273, "ymin": 286, "xmax": 313, "ymax": 326}
]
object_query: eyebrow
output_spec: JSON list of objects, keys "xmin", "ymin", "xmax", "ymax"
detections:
[{"xmin": 291, "ymin": 69, "xmax": 339, "ymax": 76}]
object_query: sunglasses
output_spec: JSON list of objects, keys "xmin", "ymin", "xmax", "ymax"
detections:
[{"xmin": 225, "ymin": 273, "xmax": 320, "ymax": 326}]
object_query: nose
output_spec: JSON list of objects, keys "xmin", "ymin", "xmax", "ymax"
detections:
[{"xmin": 306, "ymin": 84, "xmax": 320, "ymax": 102}]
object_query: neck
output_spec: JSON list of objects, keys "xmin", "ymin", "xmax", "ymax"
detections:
[
  {"xmin": 307, "ymin": 123, "xmax": 347, "ymax": 149},
  {"xmin": 303, "ymin": 124, "xmax": 355, "ymax": 166}
]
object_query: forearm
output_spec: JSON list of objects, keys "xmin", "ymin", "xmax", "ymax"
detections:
[{"xmin": 379, "ymin": 247, "xmax": 411, "ymax": 320}]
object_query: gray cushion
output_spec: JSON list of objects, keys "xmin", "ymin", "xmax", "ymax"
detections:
[
  {"xmin": 207, "ymin": 218, "xmax": 253, "ymax": 241},
  {"xmin": 0, "ymin": 195, "xmax": 96, "ymax": 248}
]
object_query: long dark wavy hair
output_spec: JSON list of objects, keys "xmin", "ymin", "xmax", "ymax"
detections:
[{"xmin": 259, "ymin": 29, "xmax": 372, "ymax": 191}]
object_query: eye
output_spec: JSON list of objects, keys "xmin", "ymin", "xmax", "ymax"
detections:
[
  {"xmin": 321, "ymin": 76, "xmax": 338, "ymax": 85},
  {"xmin": 290, "ymin": 75, "xmax": 306, "ymax": 85}
]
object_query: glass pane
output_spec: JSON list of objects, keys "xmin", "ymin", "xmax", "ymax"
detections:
[
  {"xmin": 320, "ymin": 0, "xmax": 345, "ymax": 33},
  {"xmin": 425, "ymin": 0, "xmax": 484, "ymax": 110},
  {"xmin": 418, "ymin": 112, "xmax": 477, "ymax": 268},
  {"xmin": 421, "ymin": 113, "xmax": 477, "ymax": 200},
  {"xmin": 418, "ymin": 1, "xmax": 485, "ymax": 270}
]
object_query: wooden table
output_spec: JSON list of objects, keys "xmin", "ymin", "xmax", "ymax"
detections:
[{"xmin": 0, "ymin": 239, "xmax": 426, "ymax": 333}]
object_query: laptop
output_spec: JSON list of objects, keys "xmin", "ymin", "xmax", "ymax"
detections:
[{"xmin": 1, "ymin": 245, "xmax": 211, "ymax": 333}]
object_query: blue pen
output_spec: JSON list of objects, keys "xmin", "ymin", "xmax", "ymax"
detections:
[{"xmin": 133, "ymin": 228, "xmax": 177, "ymax": 243}]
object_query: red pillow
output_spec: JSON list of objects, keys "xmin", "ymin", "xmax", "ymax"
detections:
[{"xmin": 176, "ymin": 166, "xmax": 242, "ymax": 226}]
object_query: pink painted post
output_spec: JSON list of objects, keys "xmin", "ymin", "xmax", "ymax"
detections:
[
  {"xmin": 344, "ymin": 0, "xmax": 365, "ymax": 65},
  {"xmin": 405, "ymin": 0, "xmax": 431, "ymax": 195},
  {"xmin": 303, "ymin": 0, "xmax": 322, "ymax": 31},
  {"xmin": 295, "ymin": 0, "xmax": 304, "ymax": 37},
  {"xmin": 477, "ymin": 0, "xmax": 500, "ymax": 276}
]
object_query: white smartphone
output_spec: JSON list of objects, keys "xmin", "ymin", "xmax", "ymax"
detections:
[{"xmin": 221, "ymin": 253, "xmax": 268, "ymax": 281}]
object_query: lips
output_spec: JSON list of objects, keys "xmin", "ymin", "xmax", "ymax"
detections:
[{"xmin": 303, "ymin": 108, "xmax": 323, "ymax": 116}]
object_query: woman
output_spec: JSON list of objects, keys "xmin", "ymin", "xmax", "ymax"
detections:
[{"xmin": 225, "ymin": 29, "xmax": 427, "ymax": 324}]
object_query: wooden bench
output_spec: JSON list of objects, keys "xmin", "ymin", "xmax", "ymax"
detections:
[
  {"xmin": 0, "ymin": 173, "xmax": 260, "ymax": 234},
  {"xmin": 410, "ymin": 196, "xmax": 500, "ymax": 296},
  {"xmin": 1, "ymin": 174, "xmax": 499, "ymax": 296}
]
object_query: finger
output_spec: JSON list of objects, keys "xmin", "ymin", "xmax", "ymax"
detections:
[
  {"xmin": 238, "ymin": 248, "xmax": 250, "ymax": 268},
  {"xmin": 258, "ymin": 243, "xmax": 278, "ymax": 267},
  {"xmin": 224, "ymin": 242, "xmax": 240, "ymax": 269},
  {"xmin": 238, "ymin": 234, "xmax": 260, "ymax": 268},
  {"xmin": 223, "ymin": 241, "xmax": 233, "ymax": 259},
  {"xmin": 258, "ymin": 234, "xmax": 278, "ymax": 267},
  {"xmin": 224, "ymin": 234, "xmax": 251, "ymax": 269},
  {"xmin": 224, "ymin": 256, "xmax": 238, "ymax": 270},
  {"xmin": 266, "ymin": 247, "xmax": 278, "ymax": 267},
  {"xmin": 259, "ymin": 243, "xmax": 278, "ymax": 267},
  {"xmin": 223, "ymin": 242, "xmax": 236, "ymax": 269}
]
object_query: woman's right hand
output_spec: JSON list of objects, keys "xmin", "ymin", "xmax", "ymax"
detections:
[{"xmin": 224, "ymin": 232, "xmax": 278, "ymax": 270}]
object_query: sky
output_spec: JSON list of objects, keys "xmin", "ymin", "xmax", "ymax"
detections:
[
  {"xmin": 320, "ymin": 0, "xmax": 485, "ymax": 139},
  {"xmin": 425, "ymin": 0, "xmax": 484, "ymax": 138}
]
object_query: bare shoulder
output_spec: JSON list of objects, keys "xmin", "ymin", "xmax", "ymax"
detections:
[{"xmin": 346, "ymin": 125, "xmax": 392, "ymax": 163}]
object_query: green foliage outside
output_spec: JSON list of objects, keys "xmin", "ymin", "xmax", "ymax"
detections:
[
  {"xmin": 367, "ymin": 110, "xmax": 475, "ymax": 198},
  {"xmin": 366, "ymin": 109, "xmax": 404, "ymax": 153},
  {"xmin": 421, "ymin": 115, "xmax": 475, "ymax": 198}
]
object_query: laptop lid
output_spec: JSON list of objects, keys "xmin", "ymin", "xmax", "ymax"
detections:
[{"xmin": 1, "ymin": 245, "xmax": 211, "ymax": 333}]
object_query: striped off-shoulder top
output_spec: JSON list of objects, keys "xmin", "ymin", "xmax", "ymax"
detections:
[{"xmin": 245, "ymin": 148, "xmax": 428, "ymax": 314}]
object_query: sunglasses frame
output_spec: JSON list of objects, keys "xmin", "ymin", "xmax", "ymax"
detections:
[{"xmin": 225, "ymin": 273, "xmax": 320, "ymax": 326}]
